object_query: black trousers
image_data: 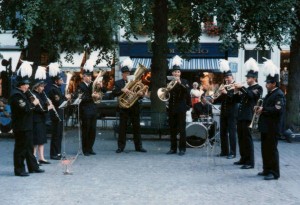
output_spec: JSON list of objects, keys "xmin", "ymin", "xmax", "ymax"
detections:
[
  {"xmin": 169, "ymin": 112, "xmax": 186, "ymax": 151},
  {"xmin": 261, "ymin": 132, "xmax": 280, "ymax": 178},
  {"xmin": 237, "ymin": 120, "xmax": 254, "ymax": 166},
  {"xmin": 81, "ymin": 115, "xmax": 97, "ymax": 153},
  {"xmin": 50, "ymin": 120, "xmax": 63, "ymax": 157},
  {"xmin": 220, "ymin": 115, "xmax": 237, "ymax": 155},
  {"xmin": 13, "ymin": 131, "xmax": 39, "ymax": 174},
  {"xmin": 118, "ymin": 105, "xmax": 142, "ymax": 150}
]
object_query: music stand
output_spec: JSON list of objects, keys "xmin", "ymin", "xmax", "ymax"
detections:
[
  {"xmin": 72, "ymin": 98, "xmax": 83, "ymax": 155},
  {"xmin": 58, "ymin": 101, "xmax": 68, "ymax": 159}
]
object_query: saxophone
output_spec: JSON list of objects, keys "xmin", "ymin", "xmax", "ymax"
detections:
[
  {"xmin": 92, "ymin": 70, "xmax": 105, "ymax": 104},
  {"xmin": 119, "ymin": 64, "xmax": 148, "ymax": 109}
]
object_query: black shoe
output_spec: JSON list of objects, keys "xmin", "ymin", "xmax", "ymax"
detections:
[
  {"xmin": 240, "ymin": 165, "xmax": 254, "ymax": 169},
  {"xmin": 178, "ymin": 150, "xmax": 185, "ymax": 156},
  {"xmin": 226, "ymin": 154, "xmax": 236, "ymax": 159},
  {"xmin": 166, "ymin": 150, "xmax": 177, "ymax": 154},
  {"xmin": 257, "ymin": 171, "xmax": 268, "ymax": 176},
  {"xmin": 29, "ymin": 168, "xmax": 45, "ymax": 173},
  {"xmin": 38, "ymin": 160, "xmax": 51, "ymax": 164},
  {"xmin": 233, "ymin": 160, "xmax": 245, "ymax": 165},
  {"xmin": 89, "ymin": 151, "xmax": 96, "ymax": 155},
  {"xmin": 218, "ymin": 153, "xmax": 227, "ymax": 157},
  {"xmin": 116, "ymin": 148, "xmax": 124, "ymax": 153},
  {"xmin": 136, "ymin": 148, "xmax": 147, "ymax": 152},
  {"xmin": 50, "ymin": 155, "xmax": 61, "ymax": 160},
  {"xmin": 83, "ymin": 152, "xmax": 90, "ymax": 156},
  {"xmin": 264, "ymin": 173, "xmax": 279, "ymax": 180},
  {"xmin": 15, "ymin": 172, "xmax": 30, "ymax": 177}
]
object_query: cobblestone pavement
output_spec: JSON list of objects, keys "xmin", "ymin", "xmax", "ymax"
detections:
[{"xmin": 0, "ymin": 128, "xmax": 299, "ymax": 205}]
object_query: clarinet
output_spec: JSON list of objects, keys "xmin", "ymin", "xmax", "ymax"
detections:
[
  {"xmin": 27, "ymin": 90, "xmax": 46, "ymax": 111},
  {"xmin": 43, "ymin": 91, "xmax": 62, "ymax": 121}
]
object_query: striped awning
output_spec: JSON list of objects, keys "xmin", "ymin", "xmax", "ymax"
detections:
[{"xmin": 132, "ymin": 58, "xmax": 237, "ymax": 72}]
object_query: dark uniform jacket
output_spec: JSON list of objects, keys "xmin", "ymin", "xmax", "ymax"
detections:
[
  {"xmin": 76, "ymin": 82, "xmax": 98, "ymax": 117},
  {"xmin": 112, "ymin": 79, "xmax": 141, "ymax": 110},
  {"xmin": 193, "ymin": 102, "xmax": 212, "ymax": 117},
  {"xmin": 168, "ymin": 79, "xmax": 191, "ymax": 113},
  {"xmin": 234, "ymin": 84, "xmax": 263, "ymax": 121},
  {"xmin": 258, "ymin": 88, "xmax": 285, "ymax": 133},
  {"xmin": 9, "ymin": 88, "xmax": 34, "ymax": 132},
  {"xmin": 214, "ymin": 83, "xmax": 238, "ymax": 118},
  {"xmin": 47, "ymin": 84, "xmax": 66, "ymax": 121},
  {"xmin": 32, "ymin": 90, "xmax": 48, "ymax": 123}
]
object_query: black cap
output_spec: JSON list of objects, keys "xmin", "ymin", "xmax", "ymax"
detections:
[
  {"xmin": 265, "ymin": 74, "xmax": 279, "ymax": 83},
  {"xmin": 245, "ymin": 70, "xmax": 258, "ymax": 78},
  {"xmin": 32, "ymin": 79, "xmax": 46, "ymax": 88},
  {"xmin": 223, "ymin": 70, "xmax": 232, "ymax": 77},
  {"xmin": 121, "ymin": 66, "xmax": 130, "ymax": 73},
  {"xmin": 16, "ymin": 76, "xmax": 30, "ymax": 86},
  {"xmin": 172, "ymin": 65, "xmax": 181, "ymax": 72},
  {"xmin": 51, "ymin": 73, "xmax": 63, "ymax": 82},
  {"xmin": 83, "ymin": 70, "xmax": 93, "ymax": 76}
]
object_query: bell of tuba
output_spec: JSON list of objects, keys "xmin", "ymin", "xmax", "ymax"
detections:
[
  {"xmin": 92, "ymin": 70, "xmax": 105, "ymax": 104},
  {"xmin": 157, "ymin": 79, "xmax": 178, "ymax": 102},
  {"xmin": 118, "ymin": 64, "xmax": 149, "ymax": 109}
]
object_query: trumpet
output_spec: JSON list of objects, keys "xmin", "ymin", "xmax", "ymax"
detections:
[
  {"xmin": 157, "ymin": 79, "xmax": 178, "ymax": 102},
  {"xmin": 43, "ymin": 91, "xmax": 62, "ymax": 121},
  {"xmin": 249, "ymin": 99, "xmax": 263, "ymax": 129}
]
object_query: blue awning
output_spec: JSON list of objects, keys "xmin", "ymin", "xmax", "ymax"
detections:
[{"xmin": 132, "ymin": 58, "xmax": 237, "ymax": 72}]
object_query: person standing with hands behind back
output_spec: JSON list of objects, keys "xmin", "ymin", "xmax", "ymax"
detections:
[{"xmin": 166, "ymin": 55, "xmax": 191, "ymax": 156}]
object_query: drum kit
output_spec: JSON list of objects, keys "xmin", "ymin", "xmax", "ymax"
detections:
[{"xmin": 186, "ymin": 115, "xmax": 219, "ymax": 149}]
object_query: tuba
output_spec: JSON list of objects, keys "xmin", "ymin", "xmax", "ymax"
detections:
[
  {"xmin": 92, "ymin": 70, "xmax": 105, "ymax": 104},
  {"xmin": 118, "ymin": 64, "xmax": 149, "ymax": 109},
  {"xmin": 157, "ymin": 79, "xmax": 178, "ymax": 102}
]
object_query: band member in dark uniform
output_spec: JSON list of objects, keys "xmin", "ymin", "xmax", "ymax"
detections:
[
  {"xmin": 193, "ymin": 94, "xmax": 216, "ymax": 142},
  {"xmin": 9, "ymin": 61, "xmax": 44, "ymax": 177},
  {"xmin": 233, "ymin": 58, "xmax": 263, "ymax": 169},
  {"xmin": 166, "ymin": 55, "xmax": 191, "ymax": 156},
  {"xmin": 75, "ymin": 59, "xmax": 105, "ymax": 156},
  {"xmin": 112, "ymin": 58, "xmax": 147, "ymax": 153},
  {"xmin": 212, "ymin": 59, "xmax": 238, "ymax": 159},
  {"xmin": 47, "ymin": 63, "xmax": 71, "ymax": 160},
  {"xmin": 256, "ymin": 59, "xmax": 285, "ymax": 180},
  {"xmin": 32, "ymin": 66, "xmax": 52, "ymax": 164}
]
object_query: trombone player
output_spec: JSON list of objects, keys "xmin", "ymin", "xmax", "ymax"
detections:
[
  {"xmin": 165, "ymin": 55, "xmax": 191, "ymax": 156},
  {"xmin": 112, "ymin": 58, "xmax": 147, "ymax": 153},
  {"xmin": 233, "ymin": 58, "xmax": 263, "ymax": 169}
]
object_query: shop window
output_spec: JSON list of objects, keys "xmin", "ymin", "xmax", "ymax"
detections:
[{"xmin": 245, "ymin": 50, "xmax": 271, "ymax": 64}]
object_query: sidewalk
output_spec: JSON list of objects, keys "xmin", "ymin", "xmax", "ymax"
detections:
[{"xmin": 0, "ymin": 128, "xmax": 299, "ymax": 205}]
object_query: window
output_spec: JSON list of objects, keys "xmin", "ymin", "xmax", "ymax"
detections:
[{"xmin": 245, "ymin": 50, "xmax": 271, "ymax": 64}]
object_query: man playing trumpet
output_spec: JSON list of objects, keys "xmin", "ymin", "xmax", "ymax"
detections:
[{"xmin": 233, "ymin": 58, "xmax": 263, "ymax": 169}]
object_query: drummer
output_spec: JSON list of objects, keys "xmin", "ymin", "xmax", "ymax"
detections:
[{"xmin": 192, "ymin": 94, "xmax": 216, "ymax": 142}]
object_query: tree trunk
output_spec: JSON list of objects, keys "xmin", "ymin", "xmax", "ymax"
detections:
[
  {"xmin": 150, "ymin": 0, "xmax": 168, "ymax": 112},
  {"xmin": 286, "ymin": 6, "xmax": 300, "ymax": 132},
  {"xmin": 26, "ymin": 28, "xmax": 42, "ymax": 71}
]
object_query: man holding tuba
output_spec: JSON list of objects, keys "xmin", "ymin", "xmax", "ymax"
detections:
[
  {"xmin": 166, "ymin": 55, "xmax": 191, "ymax": 156},
  {"xmin": 75, "ymin": 59, "xmax": 105, "ymax": 156},
  {"xmin": 112, "ymin": 58, "xmax": 147, "ymax": 153},
  {"xmin": 232, "ymin": 58, "xmax": 263, "ymax": 169}
]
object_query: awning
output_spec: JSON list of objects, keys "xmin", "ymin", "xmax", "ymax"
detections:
[
  {"xmin": 132, "ymin": 58, "xmax": 237, "ymax": 72},
  {"xmin": 0, "ymin": 50, "xmax": 21, "ymax": 72},
  {"xmin": 59, "ymin": 52, "xmax": 84, "ymax": 71}
]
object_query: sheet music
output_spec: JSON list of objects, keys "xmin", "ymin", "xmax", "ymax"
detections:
[
  {"xmin": 127, "ymin": 75, "xmax": 135, "ymax": 82},
  {"xmin": 167, "ymin": 76, "xmax": 175, "ymax": 81},
  {"xmin": 59, "ymin": 101, "xmax": 69, "ymax": 109}
]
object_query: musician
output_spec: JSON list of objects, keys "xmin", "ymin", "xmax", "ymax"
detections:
[
  {"xmin": 193, "ymin": 94, "xmax": 216, "ymax": 142},
  {"xmin": 75, "ymin": 60, "xmax": 105, "ymax": 156},
  {"xmin": 233, "ymin": 58, "xmax": 263, "ymax": 169},
  {"xmin": 47, "ymin": 63, "xmax": 71, "ymax": 160},
  {"xmin": 32, "ymin": 66, "xmax": 52, "ymax": 164},
  {"xmin": 256, "ymin": 59, "xmax": 285, "ymax": 180},
  {"xmin": 0, "ymin": 97, "xmax": 12, "ymax": 133},
  {"xmin": 212, "ymin": 60, "xmax": 238, "ymax": 159},
  {"xmin": 9, "ymin": 61, "xmax": 44, "ymax": 176},
  {"xmin": 166, "ymin": 55, "xmax": 191, "ymax": 156},
  {"xmin": 190, "ymin": 82, "xmax": 202, "ymax": 107},
  {"xmin": 112, "ymin": 58, "xmax": 147, "ymax": 153}
]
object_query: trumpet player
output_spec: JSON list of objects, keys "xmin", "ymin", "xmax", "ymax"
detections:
[
  {"xmin": 47, "ymin": 63, "xmax": 71, "ymax": 160},
  {"xmin": 255, "ymin": 59, "xmax": 285, "ymax": 180},
  {"xmin": 212, "ymin": 60, "xmax": 238, "ymax": 159},
  {"xmin": 75, "ymin": 60, "xmax": 105, "ymax": 156},
  {"xmin": 112, "ymin": 58, "xmax": 147, "ymax": 153},
  {"xmin": 166, "ymin": 55, "xmax": 191, "ymax": 156},
  {"xmin": 233, "ymin": 58, "xmax": 263, "ymax": 169}
]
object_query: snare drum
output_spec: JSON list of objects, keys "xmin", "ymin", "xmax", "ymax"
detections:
[
  {"xmin": 186, "ymin": 122, "xmax": 208, "ymax": 148},
  {"xmin": 197, "ymin": 116, "xmax": 214, "ymax": 125}
]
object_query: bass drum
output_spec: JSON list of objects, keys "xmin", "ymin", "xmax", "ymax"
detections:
[{"xmin": 186, "ymin": 122, "xmax": 208, "ymax": 148}]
